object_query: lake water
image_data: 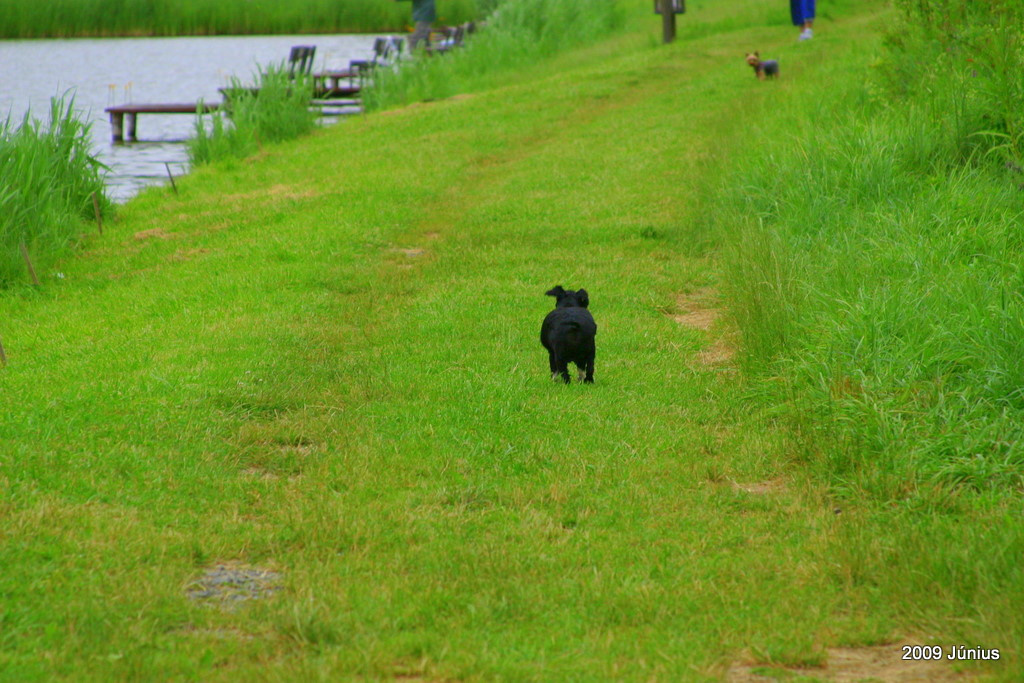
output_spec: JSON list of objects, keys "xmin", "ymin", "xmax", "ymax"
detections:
[{"xmin": 0, "ymin": 34, "xmax": 381, "ymax": 202}]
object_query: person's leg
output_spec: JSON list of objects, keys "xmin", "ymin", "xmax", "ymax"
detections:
[
  {"xmin": 801, "ymin": 0, "xmax": 815, "ymax": 38},
  {"xmin": 790, "ymin": 0, "xmax": 803, "ymax": 27}
]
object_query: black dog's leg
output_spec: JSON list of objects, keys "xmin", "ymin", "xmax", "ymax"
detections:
[
  {"xmin": 557, "ymin": 359, "xmax": 571, "ymax": 384},
  {"xmin": 548, "ymin": 351, "xmax": 558, "ymax": 379},
  {"xmin": 584, "ymin": 358, "xmax": 594, "ymax": 384}
]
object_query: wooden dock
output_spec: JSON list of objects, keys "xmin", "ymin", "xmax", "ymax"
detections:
[
  {"xmin": 105, "ymin": 103, "xmax": 221, "ymax": 143},
  {"xmin": 219, "ymin": 81, "xmax": 362, "ymax": 102},
  {"xmin": 316, "ymin": 84, "xmax": 362, "ymax": 99},
  {"xmin": 312, "ymin": 70, "xmax": 365, "ymax": 99},
  {"xmin": 106, "ymin": 66, "xmax": 365, "ymax": 142}
]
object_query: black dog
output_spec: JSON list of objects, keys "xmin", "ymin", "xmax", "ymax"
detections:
[{"xmin": 540, "ymin": 285, "xmax": 597, "ymax": 384}]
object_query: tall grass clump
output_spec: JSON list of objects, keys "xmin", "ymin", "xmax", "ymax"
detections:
[
  {"xmin": 364, "ymin": 0, "xmax": 624, "ymax": 110},
  {"xmin": 0, "ymin": 0, "xmax": 480, "ymax": 38},
  {"xmin": 189, "ymin": 64, "xmax": 317, "ymax": 166},
  {"xmin": 0, "ymin": 97, "xmax": 107, "ymax": 286},
  {"xmin": 708, "ymin": 34, "xmax": 1024, "ymax": 494},
  {"xmin": 878, "ymin": 0, "xmax": 1024, "ymax": 168}
]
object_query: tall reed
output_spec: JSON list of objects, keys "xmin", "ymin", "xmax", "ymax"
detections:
[
  {"xmin": 0, "ymin": 97, "xmax": 107, "ymax": 286},
  {"xmin": 708, "ymin": 33, "xmax": 1024, "ymax": 493},
  {"xmin": 364, "ymin": 0, "xmax": 624, "ymax": 111},
  {"xmin": 189, "ymin": 64, "xmax": 318, "ymax": 166},
  {"xmin": 881, "ymin": 0, "xmax": 1024, "ymax": 167},
  {"xmin": 0, "ymin": 0, "xmax": 480, "ymax": 38}
]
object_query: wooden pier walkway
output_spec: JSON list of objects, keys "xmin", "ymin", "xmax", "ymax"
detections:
[
  {"xmin": 107, "ymin": 80, "xmax": 363, "ymax": 142},
  {"xmin": 105, "ymin": 103, "xmax": 221, "ymax": 143},
  {"xmin": 312, "ymin": 71, "xmax": 365, "ymax": 99},
  {"xmin": 219, "ymin": 80, "xmax": 362, "ymax": 101}
]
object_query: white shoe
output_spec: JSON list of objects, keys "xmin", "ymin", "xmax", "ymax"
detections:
[{"xmin": 799, "ymin": 28, "xmax": 813, "ymax": 40}]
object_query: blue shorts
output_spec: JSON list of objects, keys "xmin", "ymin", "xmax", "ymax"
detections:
[{"xmin": 791, "ymin": 0, "xmax": 815, "ymax": 25}]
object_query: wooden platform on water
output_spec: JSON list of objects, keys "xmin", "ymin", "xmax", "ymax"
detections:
[
  {"xmin": 105, "ymin": 103, "xmax": 221, "ymax": 143},
  {"xmin": 219, "ymin": 82, "xmax": 362, "ymax": 101},
  {"xmin": 106, "ymin": 82, "xmax": 363, "ymax": 142},
  {"xmin": 316, "ymin": 84, "xmax": 362, "ymax": 99},
  {"xmin": 312, "ymin": 70, "xmax": 365, "ymax": 98}
]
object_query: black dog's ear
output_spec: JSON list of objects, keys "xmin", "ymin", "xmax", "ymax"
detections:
[
  {"xmin": 546, "ymin": 285, "xmax": 565, "ymax": 299},
  {"xmin": 576, "ymin": 289, "xmax": 590, "ymax": 308}
]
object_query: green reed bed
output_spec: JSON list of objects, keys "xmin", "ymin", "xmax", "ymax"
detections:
[
  {"xmin": 720, "ymin": 101, "xmax": 1024, "ymax": 491},
  {"xmin": 0, "ymin": 0, "xmax": 480, "ymax": 38},
  {"xmin": 696, "ymin": 3, "xmax": 1024, "ymax": 659},
  {"xmin": 0, "ymin": 97, "xmax": 107, "ymax": 286},
  {"xmin": 882, "ymin": 0, "xmax": 1024, "ymax": 167},
  {"xmin": 188, "ymin": 64, "xmax": 318, "ymax": 166},
  {"xmin": 709, "ymin": 0, "xmax": 1024, "ymax": 494},
  {"xmin": 363, "ymin": 0, "xmax": 624, "ymax": 111}
]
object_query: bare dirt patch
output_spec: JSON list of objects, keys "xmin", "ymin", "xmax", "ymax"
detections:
[
  {"xmin": 133, "ymin": 228, "xmax": 173, "ymax": 241},
  {"xmin": 672, "ymin": 287, "xmax": 719, "ymax": 328},
  {"xmin": 676, "ymin": 308, "xmax": 718, "ymax": 330},
  {"xmin": 242, "ymin": 467, "xmax": 282, "ymax": 481},
  {"xmin": 727, "ymin": 643, "xmax": 973, "ymax": 682},
  {"xmin": 698, "ymin": 339, "xmax": 735, "ymax": 366},
  {"xmin": 376, "ymin": 92, "xmax": 477, "ymax": 118},
  {"xmin": 265, "ymin": 183, "xmax": 318, "ymax": 199},
  {"xmin": 219, "ymin": 184, "xmax": 319, "ymax": 206},
  {"xmin": 387, "ymin": 245, "xmax": 432, "ymax": 271},
  {"xmin": 730, "ymin": 479, "xmax": 786, "ymax": 496},
  {"xmin": 670, "ymin": 287, "xmax": 736, "ymax": 365},
  {"xmin": 168, "ymin": 247, "xmax": 210, "ymax": 262}
]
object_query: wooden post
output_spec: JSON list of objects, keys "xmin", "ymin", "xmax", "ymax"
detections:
[
  {"xmin": 110, "ymin": 111, "xmax": 124, "ymax": 142},
  {"xmin": 19, "ymin": 242, "xmax": 40, "ymax": 286},
  {"xmin": 165, "ymin": 163, "xmax": 178, "ymax": 194},
  {"xmin": 92, "ymin": 192, "xmax": 103, "ymax": 235},
  {"xmin": 658, "ymin": 0, "xmax": 678, "ymax": 44},
  {"xmin": 127, "ymin": 113, "xmax": 137, "ymax": 141}
]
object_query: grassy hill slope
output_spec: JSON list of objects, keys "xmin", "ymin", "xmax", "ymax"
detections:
[{"xmin": 1, "ymin": 1, "xmax": 1019, "ymax": 679}]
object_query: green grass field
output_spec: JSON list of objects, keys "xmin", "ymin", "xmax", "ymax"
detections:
[{"xmin": 1, "ymin": 0, "xmax": 1021, "ymax": 679}]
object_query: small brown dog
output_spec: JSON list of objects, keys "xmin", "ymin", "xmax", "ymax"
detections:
[{"xmin": 745, "ymin": 52, "xmax": 779, "ymax": 80}]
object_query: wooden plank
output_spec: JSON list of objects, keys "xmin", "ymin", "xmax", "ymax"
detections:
[
  {"xmin": 220, "ymin": 85, "xmax": 361, "ymax": 100},
  {"xmin": 105, "ymin": 103, "xmax": 222, "ymax": 141},
  {"xmin": 317, "ymin": 110, "xmax": 363, "ymax": 118},
  {"xmin": 314, "ymin": 86, "xmax": 362, "ymax": 99},
  {"xmin": 104, "ymin": 103, "xmax": 221, "ymax": 115},
  {"xmin": 313, "ymin": 69, "xmax": 359, "ymax": 80},
  {"xmin": 309, "ymin": 98, "xmax": 361, "ymax": 107}
]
